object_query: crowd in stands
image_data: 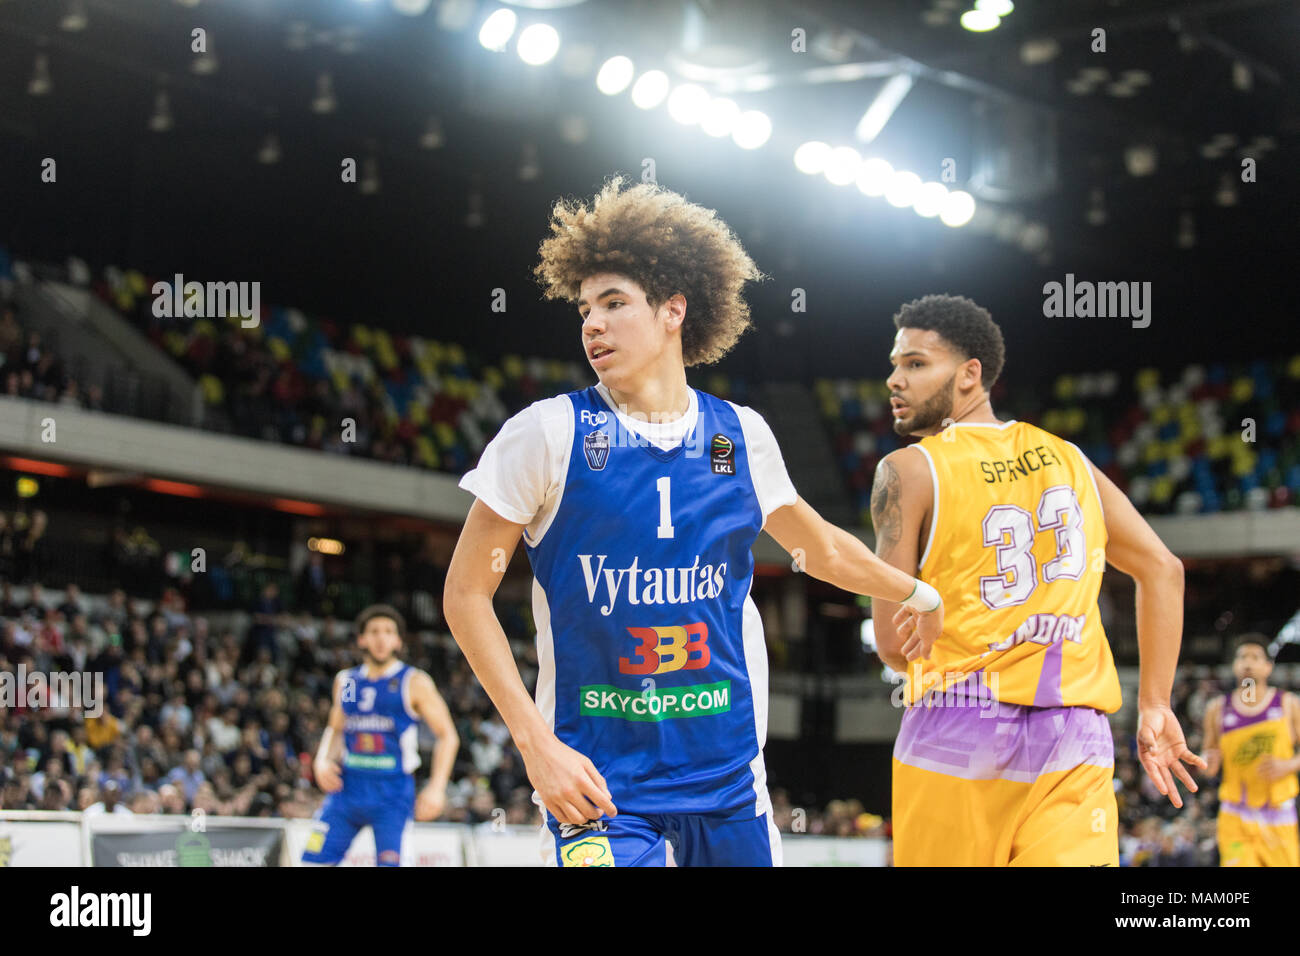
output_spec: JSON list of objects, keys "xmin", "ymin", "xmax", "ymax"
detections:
[
  {"xmin": 6, "ymin": 253, "xmax": 1296, "ymax": 524},
  {"xmin": 93, "ymin": 266, "xmax": 746, "ymax": 473},
  {"xmin": 819, "ymin": 356, "xmax": 1300, "ymax": 525},
  {"xmin": 1106, "ymin": 666, "xmax": 1297, "ymax": 867},
  {"xmin": 0, "ymin": 577, "xmax": 871, "ymax": 840},
  {"xmin": 0, "ymin": 303, "xmax": 104, "ymax": 412},
  {"xmin": 0, "ymin": 578, "xmax": 541, "ymax": 827}
]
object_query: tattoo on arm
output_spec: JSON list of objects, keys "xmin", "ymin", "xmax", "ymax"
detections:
[{"xmin": 871, "ymin": 459, "xmax": 902, "ymax": 560}]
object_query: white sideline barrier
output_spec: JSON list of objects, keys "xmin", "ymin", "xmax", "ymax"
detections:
[{"xmin": 0, "ymin": 812, "xmax": 887, "ymax": 866}]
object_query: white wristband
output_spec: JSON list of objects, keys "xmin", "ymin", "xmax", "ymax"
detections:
[
  {"xmin": 315, "ymin": 726, "xmax": 336, "ymax": 768},
  {"xmin": 901, "ymin": 578, "xmax": 941, "ymax": 613}
]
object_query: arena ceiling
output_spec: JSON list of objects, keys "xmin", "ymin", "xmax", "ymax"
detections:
[{"xmin": 0, "ymin": 0, "xmax": 1295, "ymax": 379}]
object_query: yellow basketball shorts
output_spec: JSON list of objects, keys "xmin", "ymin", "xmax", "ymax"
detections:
[
  {"xmin": 892, "ymin": 693, "xmax": 1118, "ymax": 866},
  {"xmin": 1218, "ymin": 800, "xmax": 1300, "ymax": 867}
]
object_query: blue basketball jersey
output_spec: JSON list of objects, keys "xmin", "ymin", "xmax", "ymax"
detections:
[
  {"xmin": 525, "ymin": 386, "xmax": 771, "ymax": 816},
  {"xmin": 338, "ymin": 662, "xmax": 420, "ymax": 776}
]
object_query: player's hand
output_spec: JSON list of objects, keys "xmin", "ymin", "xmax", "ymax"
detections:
[
  {"xmin": 1136, "ymin": 704, "xmax": 1207, "ymax": 808},
  {"xmin": 891, "ymin": 599, "xmax": 943, "ymax": 662},
  {"xmin": 415, "ymin": 783, "xmax": 447, "ymax": 821},
  {"xmin": 1199, "ymin": 749, "xmax": 1222, "ymax": 778},
  {"xmin": 523, "ymin": 735, "xmax": 617, "ymax": 826},
  {"xmin": 1256, "ymin": 755, "xmax": 1292, "ymax": 783},
  {"xmin": 314, "ymin": 759, "xmax": 343, "ymax": 794}
]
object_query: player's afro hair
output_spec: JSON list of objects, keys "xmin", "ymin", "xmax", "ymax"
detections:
[
  {"xmin": 533, "ymin": 176, "xmax": 765, "ymax": 367},
  {"xmin": 892, "ymin": 294, "xmax": 1006, "ymax": 391}
]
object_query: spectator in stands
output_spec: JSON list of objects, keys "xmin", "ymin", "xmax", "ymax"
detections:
[
  {"xmin": 165, "ymin": 749, "xmax": 205, "ymax": 804},
  {"xmin": 297, "ymin": 552, "xmax": 328, "ymax": 616},
  {"xmin": 84, "ymin": 779, "xmax": 132, "ymax": 816},
  {"xmin": 13, "ymin": 513, "xmax": 49, "ymax": 584}
]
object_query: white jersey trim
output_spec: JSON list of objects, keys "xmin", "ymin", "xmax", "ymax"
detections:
[
  {"xmin": 741, "ymin": 581, "xmax": 770, "ymax": 818},
  {"xmin": 943, "ymin": 419, "xmax": 1019, "ymax": 429},
  {"xmin": 1064, "ymin": 440, "xmax": 1105, "ymax": 523},
  {"xmin": 913, "ymin": 444, "xmax": 940, "ymax": 571}
]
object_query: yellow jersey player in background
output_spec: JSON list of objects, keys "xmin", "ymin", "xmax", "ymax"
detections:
[
  {"xmin": 870, "ymin": 294, "xmax": 1205, "ymax": 866},
  {"xmin": 1202, "ymin": 635, "xmax": 1300, "ymax": 866}
]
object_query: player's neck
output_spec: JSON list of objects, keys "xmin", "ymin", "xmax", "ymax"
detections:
[
  {"xmin": 1235, "ymin": 683, "xmax": 1274, "ymax": 706},
  {"xmin": 362, "ymin": 658, "xmax": 401, "ymax": 679},
  {"xmin": 919, "ymin": 396, "xmax": 1000, "ymax": 436},
  {"xmin": 602, "ymin": 369, "xmax": 691, "ymax": 424},
  {"xmin": 952, "ymin": 394, "xmax": 999, "ymax": 424}
]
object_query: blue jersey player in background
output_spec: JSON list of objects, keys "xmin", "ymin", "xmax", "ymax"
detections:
[
  {"xmin": 302, "ymin": 604, "xmax": 459, "ymax": 866},
  {"xmin": 444, "ymin": 177, "xmax": 945, "ymax": 867}
]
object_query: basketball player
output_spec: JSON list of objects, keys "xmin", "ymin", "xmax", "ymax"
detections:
[
  {"xmin": 302, "ymin": 604, "xmax": 459, "ymax": 866},
  {"xmin": 871, "ymin": 294, "xmax": 1205, "ymax": 866},
  {"xmin": 443, "ymin": 177, "xmax": 944, "ymax": 867},
  {"xmin": 1202, "ymin": 635, "xmax": 1300, "ymax": 866}
]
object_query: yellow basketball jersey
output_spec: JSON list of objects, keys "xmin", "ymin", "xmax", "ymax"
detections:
[
  {"xmin": 904, "ymin": 420, "xmax": 1121, "ymax": 712},
  {"xmin": 1219, "ymin": 689, "xmax": 1298, "ymax": 808}
]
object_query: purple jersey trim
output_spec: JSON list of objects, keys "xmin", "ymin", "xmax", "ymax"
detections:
[
  {"xmin": 1222, "ymin": 688, "xmax": 1284, "ymax": 732},
  {"xmin": 895, "ymin": 685, "xmax": 1113, "ymax": 783},
  {"xmin": 1220, "ymin": 798, "xmax": 1298, "ymax": 826}
]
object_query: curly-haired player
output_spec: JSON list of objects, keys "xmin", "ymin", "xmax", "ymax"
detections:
[{"xmin": 444, "ymin": 177, "xmax": 945, "ymax": 866}]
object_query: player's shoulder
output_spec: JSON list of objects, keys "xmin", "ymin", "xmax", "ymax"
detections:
[
  {"xmin": 331, "ymin": 667, "xmax": 356, "ymax": 694},
  {"xmin": 877, "ymin": 443, "xmax": 930, "ymax": 481},
  {"xmin": 508, "ymin": 392, "xmax": 578, "ymax": 428},
  {"xmin": 719, "ymin": 396, "xmax": 779, "ymax": 441}
]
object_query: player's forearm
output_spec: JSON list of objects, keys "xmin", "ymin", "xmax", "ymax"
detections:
[
  {"xmin": 426, "ymin": 732, "xmax": 458, "ymax": 791},
  {"xmin": 315, "ymin": 725, "xmax": 342, "ymax": 767},
  {"xmin": 444, "ymin": 592, "xmax": 552, "ymax": 756},
  {"xmin": 821, "ymin": 524, "xmax": 929, "ymax": 604},
  {"xmin": 1133, "ymin": 555, "xmax": 1185, "ymax": 707}
]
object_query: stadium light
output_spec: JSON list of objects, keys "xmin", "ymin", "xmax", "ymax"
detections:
[
  {"xmin": 630, "ymin": 70, "xmax": 670, "ymax": 109},
  {"xmin": 595, "ymin": 56, "xmax": 634, "ymax": 95},
  {"xmin": 517, "ymin": 23, "xmax": 560, "ymax": 65},
  {"xmin": 731, "ymin": 110, "xmax": 771, "ymax": 149},
  {"xmin": 700, "ymin": 97, "xmax": 740, "ymax": 137},
  {"xmin": 855, "ymin": 73, "xmax": 913, "ymax": 144},
  {"xmin": 824, "ymin": 146, "xmax": 862, "ymax": 186},
  {"xmin": 913, "ymin": 182, "xmax": 949, "ymax": 218},
  {"xmin": 794, "ymin": 141, "xmax": 832, "ymax": 175},
  {"xmin": 939, "ymin": 190, "xmax": 976, "ymax": 227},
  {"xmin": 884, "ymin": 170, "xmax": 921, "ymax": 207},
  {"xmin": 28, "ymin": 53, "xmax": 52, "ymax": 96},
  {"xmin": 666, "ymin": 83, "xmax": 709, "ymax": 125},
  {"xmin": 960, "ymin": 9, "xmax": 1001, "ymax": 31},
  {"xmin": 855, "ymin": 157, "xmax": 893, "ymax": 196},
  {"xmin": 311, "ymin": 73, "xmax": 336, "ymax": 114},
  {"xmin": 975, "ymin": 0, "xmax": 1014, "ymax": 15},
  {"xmin": 149, "ymin": 90, "xmax": 173, "ymax": 132},
  {"xmin": 60, "ymin": 0, "xmax": 88, "ymax": 31},
  {"xmin": 478, "ymin": 8, "xmax": 517, "ymax": 51}
]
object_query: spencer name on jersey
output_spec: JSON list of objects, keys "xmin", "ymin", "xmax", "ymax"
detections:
[{"xmin": 577, "ymin": 553, "xmax": 728, "ymax": 615}]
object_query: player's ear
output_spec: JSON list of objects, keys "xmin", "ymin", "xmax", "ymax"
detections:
[{"xmin": 661, "ymin": 293, "xmax": 687, "ymax": 333}]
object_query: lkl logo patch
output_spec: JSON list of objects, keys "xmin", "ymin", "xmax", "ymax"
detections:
[
  {"xmin": 584, "ymin": 429, "xmax": 610, "ymax": 471},
  {"xmin": 711, "ymin": 433, "xmax": 735, "ymax": 475}
]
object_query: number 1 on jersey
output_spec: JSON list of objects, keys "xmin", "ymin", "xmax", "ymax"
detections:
[{"xmin": 656, "ymin": 476, "xmax": 674, "ymax": 539}]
